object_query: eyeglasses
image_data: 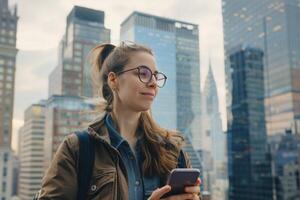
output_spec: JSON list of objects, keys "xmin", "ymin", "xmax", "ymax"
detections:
[{"xmin": 116, "ymin": 65, "xmax": 167, "ymax": 88}]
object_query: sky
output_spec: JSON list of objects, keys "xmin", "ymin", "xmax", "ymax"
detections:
[{"xmin": 9, "ymin": 0, "xmax": 226, "ymax": 152}]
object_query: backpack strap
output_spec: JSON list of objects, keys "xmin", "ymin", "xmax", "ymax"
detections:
[
  {"xmin": 177, "ymin": 150, "xmax": 187, "ymax": 168},
  {"xmin": 75, "ymin": 130, "xmax": 95, "ymax": 200}
]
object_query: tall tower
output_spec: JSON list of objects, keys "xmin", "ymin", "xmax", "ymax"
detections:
[
  {"xmin": 226, "ymin": 46, "xmax": 273, "ymax": 200},
  {"xmin": 222, "ymin": 0, "xmax": 300, "ymax": 136},
  {"xmin": 201, "ymin": 62, "xmax": 228, "ymax": 199},
  {"xmin": 0, "ymin": 0, "xmax": 18, "ymax": 199},
  {"xmin": 18, "ymin": 101, "xmax": 46, "ymax": 200},
  {"xmin": 0, "ymin": 0, "xmax": 18, "ymax": 147},
  {"xmin": 48, "ymin": 6, "xmax": 110, "ymax": 98}
]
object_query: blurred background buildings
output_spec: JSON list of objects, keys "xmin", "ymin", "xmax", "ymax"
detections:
[{"xmin": 0, "ymin": 0, "xmax": 299, "ymax": 199}]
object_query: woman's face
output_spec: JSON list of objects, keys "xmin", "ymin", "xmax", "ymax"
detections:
[{"xmin": 112, "ymin": 51, "xmax": 159, "ymax": 112}]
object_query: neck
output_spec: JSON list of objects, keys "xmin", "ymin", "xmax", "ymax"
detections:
[{"xmin": 111, "ymin": 107, "xmax": 141, "ymax": 148}]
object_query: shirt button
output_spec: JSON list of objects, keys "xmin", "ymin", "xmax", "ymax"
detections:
[
  {"xmin": 135, "ymin": 180, "xmax": 140, "ymax": 186},
  {"xmin": 91, "ymin": 185, "xmax": 97, "ymax": 191}
]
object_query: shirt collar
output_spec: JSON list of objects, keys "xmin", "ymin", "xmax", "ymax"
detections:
[{"xmin": 105, "ymin": 113, "xmax": 125, "ymax": 149}]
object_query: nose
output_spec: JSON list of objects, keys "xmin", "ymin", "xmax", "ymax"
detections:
[{"xmin": 147, "ymin": 74, "xmax": 157, "ymax": 88}]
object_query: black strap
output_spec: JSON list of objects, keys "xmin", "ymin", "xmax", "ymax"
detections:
[
  {"xmin": 177, "ymin": 150, "xmax": 187, "ymax": 168},
  {"xmin": 75, "ymin": 130, "xmax": 95, "ymax": 200}
]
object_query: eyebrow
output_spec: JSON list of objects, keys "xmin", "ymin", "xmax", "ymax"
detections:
[{"xmin": 138, "ymin": 65, "xmax": 159, "ymax": 74}]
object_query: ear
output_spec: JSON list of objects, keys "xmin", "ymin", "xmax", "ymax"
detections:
[{"xmin": 107, "ymin": 72, "xmax": 118, "ymax": 90}]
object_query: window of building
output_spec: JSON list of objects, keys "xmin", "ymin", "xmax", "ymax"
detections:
[
  {"xmin": 7, "ymin": 60, "xmax": 14, "ymax": 66},
  {"xmin": 9, "ymin": 39, "xmax": 14, "ymax": 45},
  {"xmin": 74, "ymin": 43, "xmax": 82, "ymax": 50},
  {"xmin": 73, "ymin": 65, "xmax": 81, "ymax": 71},
  {"xmin": 6, "ymin": 75, "xmax": 12, "ymax": 81},
  {"xmin": 4, "ymin": 152, "xmax": 8, "ymax": 162},
  {"xmin": 2, "ymin": 181, "xmax": 6, "ymax": 192},
  {"xmin": 9, "ymin": 30, "xmax": 14, "ymax": 36},
  {"xmin": 64, "ymin": 64, "xmax": 72, "ymax": 70},
  {"xmin": 74, "ymin": 57, "xmax": 81, "ymax": 63},
  {"xmin": 5, "ymin": 83, "xmax": 11, "ymax": 89},
  {"xmin": 6, "ymin": 68, "xmax": 13, "ymax": 74},
  {"xmin": 2, "ymin": 167, "xmax": 7, "ymax": 177}
]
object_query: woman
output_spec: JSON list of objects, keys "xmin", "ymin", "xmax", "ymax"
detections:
[{"xmin": 38, "ymin": 42, "xmax": 201, "ymax": 200}]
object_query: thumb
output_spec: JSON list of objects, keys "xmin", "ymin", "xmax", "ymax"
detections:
[{"xmin": 149, "ymin": 185, "xmax": 171, "ymax": 200}]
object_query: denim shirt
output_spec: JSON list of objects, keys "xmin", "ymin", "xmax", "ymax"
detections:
[{"xmin": 105, "ymin": 114, "xmax": 160, "ymax": 200}]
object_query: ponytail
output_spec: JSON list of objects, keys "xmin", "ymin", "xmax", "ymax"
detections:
[{"xmin": 90, "ymin": 44, "xmax": 115, "ymax": 112}]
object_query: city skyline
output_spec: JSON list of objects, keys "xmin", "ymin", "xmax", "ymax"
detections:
[{"xmin": 9, "ymin": 0, "xmax": 226, "ymax": 152}]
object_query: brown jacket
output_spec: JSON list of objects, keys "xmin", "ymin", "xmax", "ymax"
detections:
[{"xmin": 38, "ymin": 114, "xmax": 192, "ymax": 200}]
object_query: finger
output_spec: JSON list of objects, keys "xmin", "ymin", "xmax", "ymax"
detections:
[
  {"xmin": 192, "ymin": 193, "xmax": 200, "ymax": 200},
  {"xmin": 168, "ymin": 193, "xmax": 195, "ymax": 200},
  {"xmin": 185, "ymin": 185, "xmax": 200, "ymax": 194},
  {"xmin": 150, "ymin": 185, "xmax": 171, "ymax": 199},
  {"xmin": 196, "ymin": 178, "xmax": 201, "ymax": 185}
]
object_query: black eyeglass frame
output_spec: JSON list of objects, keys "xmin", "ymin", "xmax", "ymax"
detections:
[{"xmin": 116, "ymin": 65, "xmax": 167, "ymax": 88}]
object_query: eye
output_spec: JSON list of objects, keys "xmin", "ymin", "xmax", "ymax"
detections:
[{"xmin": 139, "ymin": 68, "xmax": 150, "ymax": 78}]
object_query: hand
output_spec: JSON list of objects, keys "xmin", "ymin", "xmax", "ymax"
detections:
[{"xmin": 148, "ymin": 178, "xmax": 201, "ymax": 200}]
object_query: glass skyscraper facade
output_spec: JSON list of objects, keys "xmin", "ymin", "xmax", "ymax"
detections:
[
  {"xmin": 226, "ymin": 46, "xmax": 273, "ymax": 200},
  {"xmin": 120, "ymin": 12, "xmax": 201, "ymax": 145},
  {"xmin": 222, "ymin": 0, "xmax": 300, "ymax": 136},
  {"xmin": 48, "ymin": 6, "xmax": 110, "ymax": 98}
]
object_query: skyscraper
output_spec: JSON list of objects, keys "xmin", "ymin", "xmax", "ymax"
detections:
[
  {"xmin": 0, "ymin": 0, "xmax": 18, "ymax": 199},
  {"xmin": 48, "ymin": 6, "xmax": 110, "ymax": 98},
  {"xmin": 0, "ymin": 0, "xmax": 18, "ymax": 147},
  {"xmin": 226, "ymin": 46, "xmax": 273, "ymax": 200},
  {"xmin": 222, "ymin": 0, "xmax": 300, "ymax": 136},
  {"xmin": 201, "ymin": 63, "xmax": 228, "ymax": 199},
  {"xmin": 120, "ymin": 11, "xmax": 201, "ymax": 147},
  {"xmin": 18, "ymin": 101, "xmax": 46, "ymax": 200}
]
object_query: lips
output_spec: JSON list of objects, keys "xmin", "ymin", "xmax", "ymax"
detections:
[{"xmin": 140, "ymin": 92, "xmax": 155, "ymax": 97}]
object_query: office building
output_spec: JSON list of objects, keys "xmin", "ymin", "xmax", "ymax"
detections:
[
  {"xmin": 222, "ymin": 0, "xmax": 300, "ymax": 136},
  {"xmin": 49, "ymin": 6, "xmax": 110, "ymax": 98},
  {"xmin": 226, "ymin": 46, "xmax": 273, "ymax": 199},
  {"xmin": 18, "ymin": 101, "xmax": 46, "ymax": 200},
  {"xmin": 201, "ymin": 63, "xmax": 228, "ymax": 199}
]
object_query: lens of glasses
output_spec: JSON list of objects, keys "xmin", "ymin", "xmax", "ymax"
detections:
[
  {"xmin": 138, "ymin": 66, "xmax": 166, "ymax": 88},
  {"xmin": 138, "ymin": 66, "xmax": 152, "ymax": 83},
  {"xmin": 155, "ymin": 73, "xmax": 166, "ymax": 88}
]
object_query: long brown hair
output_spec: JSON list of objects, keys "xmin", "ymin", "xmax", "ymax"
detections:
[{"xmin": 90, "ymin": 42, "xmax": 184, "ymax": 177}]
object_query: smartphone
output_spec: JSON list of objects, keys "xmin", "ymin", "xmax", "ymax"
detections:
[{"xmin": 162, "ymin": 168, "xmax": 200, "ymax": 198}]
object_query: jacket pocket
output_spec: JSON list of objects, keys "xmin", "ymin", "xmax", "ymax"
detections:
[{"xmin": 87, "ymin": 168, "xmax": 116, "ymax": 200}]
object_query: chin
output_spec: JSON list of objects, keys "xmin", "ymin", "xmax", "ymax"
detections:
[{"xmin": 135, "ymin": 104, "xmax": 152, "ymax": 112}]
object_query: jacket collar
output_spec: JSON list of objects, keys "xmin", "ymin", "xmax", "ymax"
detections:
[{"xmin": 87, "ymin": 112, "xmax": 111, "ymax": 144}]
